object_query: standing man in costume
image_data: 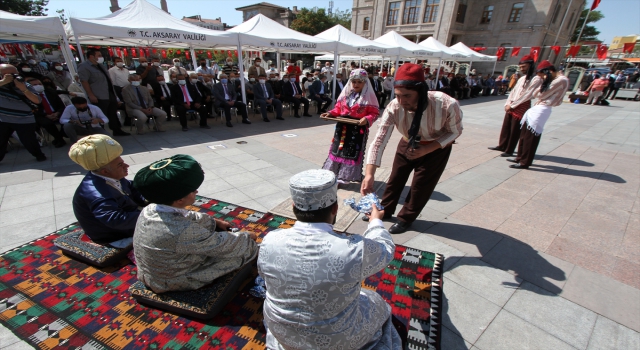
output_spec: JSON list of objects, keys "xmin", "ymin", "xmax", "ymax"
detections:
[
  {"xmin": 362, "ymin": 63, "xmax": 463, "ymax": 234},
  {"xmin": 488, "ymin": 55, "xmax": 542, "ymax": 157},
  {"xmin": 508, "ymin": 61, "xmax": 569, "ymax": 169}
]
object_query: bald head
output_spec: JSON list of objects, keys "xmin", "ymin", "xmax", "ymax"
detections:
[{"xmin": 0, "ymin": 64, "xmax": 18, "ymax": 75}]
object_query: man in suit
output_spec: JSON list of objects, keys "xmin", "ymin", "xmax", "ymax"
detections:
[
  {"xmin": 121, "ymin": 74, "xmax": 165, "ymax": 134},
  {"xmin": 188, "ymin": 73, "xmax": 212, "ymax": 129},
  {"xmin": 170, "ymin": 74, "xmax": 204, "ymax": 131},
  {"xmin": 247, "ymin": 58, "xmax": 266, "ymax": 78},
  {"xmin": 27, "ymin": 78, "xmax": 66, "ymax": 148},
  {"xmin": 368, "ymin": 72, "xmax": 384, "ymax": 106},
  {"xmin": 308, "ymin": 74, "xmax": 332, "ymax": 114},
  {"xmin": 332, "ymin": 72, "xmax": 345, "ymax": 99},
  {"xmin": 282, "ymin": 74, "xmax": 311, "ymax": 118},
  {"xmin": 212, "ymin": 73, "xmax": 250, "ymax": 127},
  {"xmin": 254, "ymin": 73, "xmax": 283, "ymax": 122},
  {"xmin": 268, "ymin": 73, "xmax": 283, "ymax": 100},
  {"xmin": 152, "ymin": 75, "xmax": 173, "ymax": 121}
]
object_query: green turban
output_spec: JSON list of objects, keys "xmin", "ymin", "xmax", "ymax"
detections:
[{"xmin": 133, "ymin": 154, "xmax": 204, "ymax": 205}]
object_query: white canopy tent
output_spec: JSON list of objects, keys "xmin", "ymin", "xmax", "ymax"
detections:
[
  {"xmin": 0, "ymin": 10, "xmax": 76, "ymax": 75},
  {"xmin": 449, "ymin": 42, "xmax": 498, "ymax": 76},
  {"xmin": 418, "ymin": 37, "xmax": 471, "ymax": 84}
]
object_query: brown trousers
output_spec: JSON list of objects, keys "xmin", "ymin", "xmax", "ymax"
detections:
[
  {"xmin": 515, "ymin": 121, "xmax": 541, "ymax": 167},
  {"xmin": 381, "ymin": 139, "xmax": 452, "ymax": 224},
  {"xmin": 497, "ymin": 113, "xmax": 522, "ymax": 154}
]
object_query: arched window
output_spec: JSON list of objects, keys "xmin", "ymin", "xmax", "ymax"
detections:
[
  {"xmin": 363, "ymin": 17, "xmax": 370, "ymax": 30},
  {"xmin": 508, "ymin": 3, "xmax": 524, "ymax": 23}
]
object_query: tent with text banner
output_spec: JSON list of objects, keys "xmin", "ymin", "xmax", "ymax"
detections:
[
  {"xmin": 449, "ymin": 42, "xmax": 497, "ymax": 62},
  {"xmin": 374, "ymin": 31, "xmax": 443, "ymax": 60}
]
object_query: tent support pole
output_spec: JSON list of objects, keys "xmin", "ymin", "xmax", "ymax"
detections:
[
  {"xmin": 332, "ymin": 51, "xmax": 338, "ymax": 103},
  {"xmin": 391, "ymin": 55, "xmax": 399, "ymax": 100},
  {"xmin": 189, "ymin": 46, "xmax": 197, "ymax": 70},
  {"xmin": 491, "ymin": 60, "xmax": 497, "ymax": 76},
  {"xmin": 59, "ymin": 36, "xmax": 77, "ymax": 77},
  {"xmin": 468, "ymin": 60, "xmax": 473, "ymax": 75},
  {"xmin": 434, "ymin": 60, "xmax": 441, "ymax": 89},
  {"xmin": 276, "ymin": 50, "xmax": 281, "ymax": 75},
  {"xmin": 75, "ymin": 37, "xmax": 85, "ymax": 62},
  {"xmin": 236, "ymin": 39, "xmax": 247, "ymax": 105}
]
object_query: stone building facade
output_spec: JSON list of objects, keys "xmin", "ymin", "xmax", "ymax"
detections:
[
  {"xmin": 351, "ymin": 0, "xmax": 585, "ymax": 73},
  {"xmin": 235, "ymin": 2, "xmax": 299, "ymax": 27}
]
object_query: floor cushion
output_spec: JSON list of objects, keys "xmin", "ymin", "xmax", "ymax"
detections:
[
  {"xmin": 54, "ymin": 230, "xmax": 132, "ymax": 267},
  {"xmin": 129, "ymin": 261, "xmax": 255, "ymax": 320}
]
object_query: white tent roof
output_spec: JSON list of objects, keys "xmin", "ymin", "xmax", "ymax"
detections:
[
  {"xmin": 67, "ymin": 0, "xmax": 238, "ymax": 48},
  {"xmin": 374, "ymin": 31, "xmax": 442, "ymax": 59},
  {"xmin": 315, "ymin": 25, "xmax": 399, "ymax": 56},
  {"xmin": 449, "ymin": 42, "xmax": 497, "ymax": 61},
  {"xmin": 0, "ymin": 10, "xmax": 66, "ymax": 43},
  {"xmin": 418, "ymin": 37, "xmax": 470, "ymax": 60},
  {"xmin": 227, "ymin": 14, "xmax": 334, "ymax": 53}
]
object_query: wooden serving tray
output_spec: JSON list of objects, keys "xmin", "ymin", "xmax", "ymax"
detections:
[{"xmin": 320, "ymin": 115, "xmax": 361, "ymax": 125}]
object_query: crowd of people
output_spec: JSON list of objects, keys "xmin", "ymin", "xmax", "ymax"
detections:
[{"xmin": 579, "ymin": 69, "xmax": 639, "ymax": 105}]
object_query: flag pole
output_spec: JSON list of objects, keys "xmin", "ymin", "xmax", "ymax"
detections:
[{"xmin": 575, "ymin": 6, "xmax": 592, "ymax": 46}]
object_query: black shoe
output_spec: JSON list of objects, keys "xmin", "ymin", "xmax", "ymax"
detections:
[
  {"xmin": 506, "ymin": 158, "xmax": 518, "ymax": 163},
  {"xmin": 263, "ymin": 118, "xmax": 271, "ymax": 122},
  {"xmin": 488, "ymin": 146, "xmax": 503, "ymax": 151},
  {"xmin": 112, "ymin": 130, "xmax": 131, "ymax": 136},
  {"xmin": 510, "ymin": 163, "xmax": 529, "ymax": 169},
  {"xmin": 36, "ymin": 155, "xmax": 47, "ymax": 162},
  {"xmin": 276, "ymin": 116, "xmax": 285, "ymax": 120},
  {"xmin": 226, "ymin": 122, "xmax": 233, "ymax": 127},
  {"xmin": 182, "ymin": 127, "xmax": 189, "ymax": 131},
  {"xmin": 53, "ymin": 140, "xmax": 67, "ymax": 148},
  {"xmin": 242, "ymin": 119, "xmax": 251, "ymax": 124},
  {"xmin": 200, "ymin": 125, "xmax": 211, "ymax": 129},
  {"xmin": 293, "ymin": 114, "xmax": 301, "ymax": 118},
  {"xmin": 500, "ymin": 152, "xmax": 513, "ymax": 157},
  {"xmin": 303, "ymin": 113, "xmax": 312, "ymax": 117},
  {"xmin": 389, "ymin": 221, "xmax": 412, "ymax": 234}
]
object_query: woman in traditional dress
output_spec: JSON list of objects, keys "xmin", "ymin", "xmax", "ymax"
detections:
[{"xmin": 320, "ymin": 68, "xmax": 380, "ymax": 184}]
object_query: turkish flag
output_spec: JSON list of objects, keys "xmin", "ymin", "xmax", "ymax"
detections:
[
  {"xmin": 590, "ymin": 0, "xmax": 601, "ymax": 11},
  {"xmin": 511, "ymin": 47, "xmax": 521, "ymax": 57},
  {"xmin": 207, "ymin": 51, "xmax": 212, "ymax": 59},
  {"xmin": 123, "ymin": 47, "xmax": 128, "ymax": 57},
  {"xmin": 185, "ymin": 50, "xmax": 190, "ymax": 60},
  {"xmin": 131, "ymin": 48, "xmax": 137, "ymax": 57},
  {"xmin": 176, "ymin": 50, "xmax": 181, "ymax": 55},
  {"xmin": 161, "ymin": 49, "xmax": 167, "ymax": 58},
  {"xmin": 144, "ymin": 48, "xmax": 150, "ymax": 57},
  {"xmin": 596, "ymin": 44, "xmax": 608, "ymax": 60},
  {"xmin": 198, "ymin": 50, "xmax": 202, "ymax": 54},
  {"xmin": 168, "ymin": 49, "xmax": 173, "ymax": 55},
  {"xmin": 623, "ymin": 43, "xmax": 635, "ymax": 54},
  {"xmin": 234, "ymin": 50, "xmax": 238, "ymax": 56},
  {"xmin": 227, "ymin": 50, "xmax": 232, "ymax": 56},
  {"xmin": 115, "ymin": 47, "xmax": 121, "ymax": 57},
  {"xmin": 566, "ymin": 45, "xmax": 581, "ymax": 57},
  {"xmin": 107, "ymin": 47, "xmax": 113, "ymax": 56},
  {"xmin": 152, "ymin": 48, "xmax": 157, "ymax": 54},
  {"xmin": 139, "ymin": 48, "xmax": 144, "ymax": 57},
  {"xmin": 472, "ymin": 47, "xmax": 487, "ymax": 52},
  {"xmin": 550, "ymin": 46, "xmax": 561, "ymax": 56},
  {"xmin": 496, "ymin": 47, "xmax": 505, "ymax": 59},
  {"xmin": 214, "ymin": 50, "xmax": 218, "ymax": 54},
  {"xmin": 529, "ymin": 46, "xmax": 541, "ymax": 62}
]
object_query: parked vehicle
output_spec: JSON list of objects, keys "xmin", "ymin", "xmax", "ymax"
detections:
[{"xmin": 623, "ymin": 67, "xmax": 639, "ymax": 75}]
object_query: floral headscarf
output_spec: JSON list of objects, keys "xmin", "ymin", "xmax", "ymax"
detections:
[{"xmin": 335, "ymin": 68, "xmax": 379, "ymax": 109}]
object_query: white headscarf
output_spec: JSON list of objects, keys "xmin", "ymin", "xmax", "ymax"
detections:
[{"xmin": 335, "ymin": 68, "xmax": 379, "ymax": 109}]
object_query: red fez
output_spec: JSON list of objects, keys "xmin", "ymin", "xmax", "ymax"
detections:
[
  {"xmin": 519, "ymin": 55, "xmax": 534, "ymax": 64},
  {"xmin": 394, "ymin": 63, "xmax": 426, "ymax": 88},
  {"xmin": 536, "ymin": 60, "xmax": 554, "ymax": 71}
]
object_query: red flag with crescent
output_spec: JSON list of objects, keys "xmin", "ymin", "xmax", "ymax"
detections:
[
  {"xmin": 139, "ymin": 48, "xmax": 144, "ymax": 57},
  {"xmin": 623, "ymin": 43, "xmax": 635, "ymax": 54},
  {"xmin": 207, "ymin": 51, "xmax": 212, "ymax": 59},
  {"xmin": 591, "ymin": 0, "xmax": 601, "ymax": 11},
  {"xmin": 185, "ymin": 50, "xmax": 190, "ymax": 60},
  {"xmin": 131, "ymin": 48, "xmax": 137, "ymax": 57},
  {"xmin": 511, "ymin": 47, "xmax": 521, "ymax": 57},
  {"xmin": 596, "ymin": 44, "xmax": 608, "ymax": 60},
  {"xmin": 152, "ymin": 48, "xmax": 157, "ymax": 54},
  {"xmin": 566, "ymin": 45, "xmax": 581, "ymax": 58},
  {"xmin": 123, "ymin": 47, "xmax": 128, "ymax": 57},
  {"xmin": 496, "ymin": 47, "xmax": 505, "ymax": 59},
  {"xmin": 529, "ymin": 47, "xmax": 541, "ymax": 62},
  {"xmin": 107, "ymin": 47, "xmax": 113, "ymax": 56},
  {"xmin": 176, "ymin": 50, "xmax": 181, "ymax": 55},
  {"xmin": 144, "ymin": 48, "xmax": 150, "ymax": 57},
  {"xmin": 550, "ymin": 46, "xmax": 561, "ymax": 56},
  {"xmin": 161, "ymin": 49, "xmax": 167, "ymax": 58}
]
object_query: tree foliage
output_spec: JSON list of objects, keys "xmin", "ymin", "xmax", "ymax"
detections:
[
  {"xmin": 290, "ymin": 7, "xmax": 352, "ymax": 36},
  {"xmin": 571, "ymin": 8, "xmax": 604, "ymax": 43},
  {"xmin": 0, "ymin": 0, "xmax": 48, "ymax": 16}
]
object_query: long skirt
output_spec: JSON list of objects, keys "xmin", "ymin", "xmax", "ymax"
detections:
[{"xmin": 322, "ymin": 122, "xmax": 368, "ymax": 182}]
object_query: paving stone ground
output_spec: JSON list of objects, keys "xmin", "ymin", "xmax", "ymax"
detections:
[{"xmin": 1, "ymin": 95, "xmax": 639, "ymax": 349}]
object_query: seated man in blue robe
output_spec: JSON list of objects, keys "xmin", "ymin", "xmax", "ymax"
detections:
[{"xmin": 69, "ymin": 134, "xmax": 146, "ymax": 247}]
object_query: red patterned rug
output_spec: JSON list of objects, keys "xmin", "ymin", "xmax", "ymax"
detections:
[{"xmin": 0, "ymin": 196, "xmax": 443, "ymax": 349}]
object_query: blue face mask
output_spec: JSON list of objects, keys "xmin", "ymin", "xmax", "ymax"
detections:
[{"xmin": 220, "ymin": 78, "xmax": 228, "ymax": 84}]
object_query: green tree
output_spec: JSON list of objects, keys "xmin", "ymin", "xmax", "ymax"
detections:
[
  {"xmin": 0, "ymin": 0, "xmax": 49, "ymax": 16},
  {"xmin": 571, "ymin": 8, "xmax": 604, "ymax": 43},
  {"xmin": 290, "ymin": 7, "xmax": 352, "ymax": 36},
  {"xmin": 56, "ymin": 9, "xmax": 67, "ymax": 24}
]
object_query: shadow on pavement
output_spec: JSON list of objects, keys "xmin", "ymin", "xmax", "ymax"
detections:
[
  {"xmin": 537, "ymin": 155, "xmax": 595, "ymax": 167},
  {"xmin": 528, "ymin": 165, "xmax": 626, "ymax": 183},
  {"xmin": 430, "ymin": 191, "xmax": 452, "ymax": 202}
]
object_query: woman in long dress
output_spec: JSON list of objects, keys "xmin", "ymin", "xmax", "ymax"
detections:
[{"xmin": 320, "ymin": 68, "xmax": 380, "ymax": 183}]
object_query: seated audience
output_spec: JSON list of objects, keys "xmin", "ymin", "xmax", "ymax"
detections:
[
  {"xmin": 152, "ymin": 75, "xmax": 173, "ymax": 121},
  {"xmin": 121, "ymin": 74, "xmax": 166, "ymax": 134},
  {"xmin": 281, "ymin": 74, "xmax": 311, "ymax": 118},
  {"xmin": 170, "ymin": 74, "xmax": 204, "ymax": 131},
  {"xmin": 308, "ymin": 74, "xmax": 332, "ymax": 114},
  {"xmin": 254, "ymin": 73, "xmax": 284, "ymax": 121},
  {"xmin": 132, "ymin": 154, "xmax": 259, "ymax": 293},
  {"xmin": 60, "ymin": 96, "xmax": 109, "ymax": 143},
  {"xmin": 212, "ymin": 73, "xmax": 250, "ymax": 127},
  {"xmin": 188, "ymin": 72, "xmax": 212, "ymax": 128},
  {"xmin": 48, "ymin": 62, "xmax": 72, "ymax": 90},
  {"xmin": 26, "ymin": 78, "xmax": 67, "ymax": 148},
  {"xmin": 267, "ymin": 73, "xmax": 282, "ymax": 99},
  {"xmin": 168, "ymin": 58, "xmax": 188, "ymax": 77},
  {"xmin": 69, "ymin": 135, "xmax": 146, "ymax": 246},
  {"xmin": 258, "ymin": 169, "xmax": 401, "ymax": 349}
]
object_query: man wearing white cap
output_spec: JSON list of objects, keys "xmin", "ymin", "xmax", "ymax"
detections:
[
  {"xmin": 69, "ymin": 134, "xmax": 146, "ymax": 246},
  {"xmin": 258, "ymin": 169, "xmax": 402, "ymax": 350}
]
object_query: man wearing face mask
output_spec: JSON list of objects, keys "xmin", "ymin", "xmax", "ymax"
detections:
[
  {"xmin": 267, "ymin": 73, "xmax": 282, "ymax": 99},
  {"xmin": 308, "ymin": 74, "xmax": 332, "ymax": 114},
  {"xmin": 122, "ymin": 74, "xmax": 166, "ymax": 134},
  {"xmin": 282, "ymin": 74, "xmax": 311, "ymax": 118},
  {"xmin": 212, "ymin": 73, "xmax": 250, "ymax": 127},
  {"xmin": 48, "ymin": 62, "xmax": 72, "ymax": 90},
  {"xmin": 254, "ymin": 73, "xmax": 283, "ymax": 122},
  {"xmin": 59, "ymin": 96, "xmax": 110, "ymax": 143},
  {"xmin": 285, "ymin": 59, "xmax": 301, "ymax": 83},
  {"xmin": 109, "ymin": 57, "xmax": 132, "ymax": 125},
  {"xmin": 222, "ymin": 58, "xmax": 238, "ymax": 76},
  {"xmin": 78, "ymin": 49, "xmax": 129, "ymax": 136},
  {"xmin": 0, "ymin": 64, "xmax": 48, "ymax": 162},
  {"xmin": 135, "ymin": 57, "xmax": 161, "ymax": 87},
  {"xmin": 17, "ymin": 62, "xmax": 44, "ymax": 80},
  {"xmin": 152, "ymin": 75, "xmax": 173, "ymax": 121},
  {"xmin": 170, "ymin": 74, "xmax": 206, "ymax": 131},
  {"xmin": 168, "ymin": 58, "xmax": 188, "ymax": 77},
  {"xmin": 195, "ymin": 59, "xmax": 215, "ymax": 79},
  {"xmin": 26, "ymin": 56, "xmax": 49, "ymax": 76},
  {"xmin": 26, "ymin": 78, "xmax": 67, "ymax": 148},
  {"xmin": 247, "ymin": 58, "xmax": 266, "ymax": 78},
  {"xmin": 188, "ymin": 73, "xmax": 212, "ymax": 128}
]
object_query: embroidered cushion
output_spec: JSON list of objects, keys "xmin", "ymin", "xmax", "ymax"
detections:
[
  {"xmin": 129, "ymin": 260, "xmax": 255, "ymax": 320},
  {"xmin": 54, "ymin": 229, "xmax": 132, "ymax": 267}
]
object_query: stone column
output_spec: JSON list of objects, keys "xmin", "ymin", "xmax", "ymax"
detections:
[{"xmin": 109, "ymin": 0, "xmax": 120, "ymax": 13}]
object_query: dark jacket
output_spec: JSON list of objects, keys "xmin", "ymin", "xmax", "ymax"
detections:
[
  {"xmin": 253, "ymin": 81, "xmax": 276, "ymax": 100},
  {"xmin": 282, "ymin": 79, "xmax": 303, "ymax": 97},
  {"xmin": 34, "ymin": 88, "xmax": 66, "ymax": 117},
  {"xmin": 212, "ymin": 82, "xmax": 237, "ymax": 106},
  {"xmin": 152, "ymin": 82, "xmax": 173, "ymax": 106},
  {"xmin": 308, "ymin": 79, "xmax": 328, "ymax": 96},
  {"xmin": 369, "ymin": 77, "xmax": 382, "ymax": 94},
  {"xmin": 190, "ymin": 81, "xmax": 212, "ymax": 101},
  {"xmin": 72, "ymin": 172, "xmax": 146, "ymax": 243},
  {"xmin": 268, "ymin": 79, "xmax": 283, "ymax": 96},
  {"xmin": 169, "ymin": 82, "xmax": 202, "ymax": 107}
]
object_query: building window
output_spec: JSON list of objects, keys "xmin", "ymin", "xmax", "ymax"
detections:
[
  {"xmin": 363, "ymin": 17, "xmax": 370, "ymax": 30},
  {"xmin": 508, "ymin": 3, "xmax": 524, "ymax": 23},
  {"xmin": 566, "ymin": 11, "xmax": 575, "ymax": 30},
  {"xmin": 403, "ymin": 0, "xmax": 422, "ymax": 24},
  {"xmin": 499, "ymin": 43, "xmax": 511, "ymax": 61},
  {"xmin": 423, "ymin": 0, "xmax": 439, "ymax": 23},
  {"xmin": 387, "ymin": 2, "xmax": 401, "ymax": 25},
  {"xmin": 456, "ymin": 0, "xmax": 468, "ymax": 23},
  {"xmin": 551, "ymin": 3, "xmax": 562, "ymax": 24},
  {"xmin": 480, "ymin": 5, "xmax": 493, "ymax": 24}
]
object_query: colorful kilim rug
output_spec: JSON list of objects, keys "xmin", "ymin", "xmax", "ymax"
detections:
[{"xmin": 0, "ymin": 196, "xmax": 443, "ymax": 350}]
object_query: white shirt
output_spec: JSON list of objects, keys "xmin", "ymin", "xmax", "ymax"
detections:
[
  {"xmin": 108, "ymin": 66, "xmax": 130, "ymax": 87},
  {"xmin": 60, "ymin": 104, "xmax": 109, "ymax": 127},
  {"xmin": 159, "ymin": 82, "xmax": 171, "ymax": 98}
]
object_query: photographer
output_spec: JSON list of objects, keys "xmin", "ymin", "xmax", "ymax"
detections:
[
  {"xmin": 0, "ymin": 64, "xmax": 48, "ymax": 163},
  {"xmin": 59, "ymin": 96, "xmax": 109, "ymax": 144}
]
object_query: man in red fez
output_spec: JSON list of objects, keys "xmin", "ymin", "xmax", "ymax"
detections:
[
  {"xmin": 361, "ymin": 63, "xmax": 463, "ymax": 234},
  {"xmin": 507, "ymin": 60, "xmax": 569, "ymax": 169},
  {"xmin": 488, "ymin": 55, "xmax": 542, "ymax": 157}
]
